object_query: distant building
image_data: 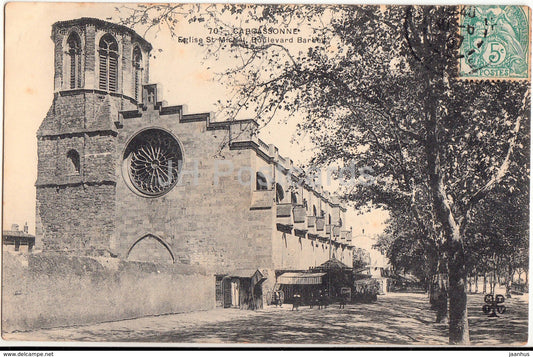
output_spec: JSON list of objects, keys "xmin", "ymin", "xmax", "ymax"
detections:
[
  {"xmin": 3, "ymin": 223, "xmax": 35, "ymax": 252},
  {"xmin": 357, "ymin": 265, "xmax": 390, "ymax": 294}
]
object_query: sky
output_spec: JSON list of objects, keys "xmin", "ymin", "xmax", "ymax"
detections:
[{"xmin": 4, "ymin": 2, "xmax": 388, "ymax": 264}]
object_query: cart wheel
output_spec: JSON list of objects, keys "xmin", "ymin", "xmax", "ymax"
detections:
[{"xmin": 484, "ymin": 294, "xmax": 494, "ymax": 304}]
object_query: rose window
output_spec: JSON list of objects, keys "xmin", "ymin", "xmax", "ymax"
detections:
[{"xmin": 124, "ymin": 129, "xmax": 182, "ymax": 196}]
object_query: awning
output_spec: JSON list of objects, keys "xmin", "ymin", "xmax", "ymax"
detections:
[
  {"xmin": 277, "ymin": 272, "xmax": 326, "ymax": 285},
  {"xmin": 222, "ymin": 269, "xmax": 267, "ymax": 286}
]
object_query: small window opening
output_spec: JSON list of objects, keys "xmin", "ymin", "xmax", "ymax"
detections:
[
  {"xmin": 291, "ymin": 192, "xmax": 297, "ymax": 204},
  {"xmin": 67, "ymin": 150, "xmax": 80, "ymax": 174},
  {"xmin": 256, "ymin": 172, "xmax": 268, "ymax": 191},
  {"xmin": 275, "ymin": 183, "xmax": 284, "ymax": 203}
]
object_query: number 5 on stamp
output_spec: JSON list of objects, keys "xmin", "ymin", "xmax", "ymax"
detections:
[{"xmin": 459, "ymin": 5, "xmax": 531, "ymax": 80}]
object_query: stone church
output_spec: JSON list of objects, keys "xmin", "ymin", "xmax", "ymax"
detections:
[{"xmin": 36, "ymin": 17, "xmax": 355, "ymax": 310}]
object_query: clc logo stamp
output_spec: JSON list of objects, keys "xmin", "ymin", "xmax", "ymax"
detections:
[{"xmin": 459, "ymin": 5, "xmax": 530, "ymax": 80}]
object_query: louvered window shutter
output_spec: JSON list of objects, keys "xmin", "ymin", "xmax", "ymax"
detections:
[
  {"xmin": 109, "ymin": 55, "xmax": 118, "ymax": 92},
  {"xmin": 67, "ymin": 33, "xmax": 81, "ymax": 89},
  {"xmin": 99, "ymin": 50, "xmax": 107, "ymax": 90},
  {"xmin": 99, "ymin": 35, "xmax": 119, "ymax": 92},
  {"xmin": 77, "ymin": 53, "xmax": 82, "ymax": 88},
  {"xmin": 70, "ymin": 51, "xmax": 77, "ymax": 89},
  {"xmin": 135, "ymin": 70, "xmax": 140, "ymax": 101}
]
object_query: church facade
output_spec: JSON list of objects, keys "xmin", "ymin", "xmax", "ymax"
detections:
[{"xmin": 36, "ymin": 18, "xmax": 355, "ymax": 309}]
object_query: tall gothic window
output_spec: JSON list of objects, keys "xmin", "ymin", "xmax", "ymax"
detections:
[
  {"xmin": 275, "ymin": 183, "xmax": 284, "ymax": 203},
  {"xmin": 132, "ymin": 46, "xmax": 142, "ymax": 101},
  {"xmin": 99, "ymin": 34, "xmax": 118, "ymax": 92},
  {"xmin": 67, "ymin": 33, "xmax": 81, "ymax": 89}
]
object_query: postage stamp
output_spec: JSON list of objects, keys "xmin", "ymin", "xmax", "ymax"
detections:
[{"xmin": 459, "ymin": 5, "xmax": 531, "ymax": 80}]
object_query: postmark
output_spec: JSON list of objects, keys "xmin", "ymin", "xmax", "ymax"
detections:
[{"xmin": 459, "ymin": 5, "xmax": 531, "ymax": 80}]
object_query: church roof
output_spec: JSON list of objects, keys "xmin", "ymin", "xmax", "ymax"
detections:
[
  {"xmin": 318, "ymin": 258, "xmax": 351, "ymax": 270},
  {"xmin": 53, "ymin": 17, "xmax": 152, "ymax": 51},
  {"xmin": 3, "ymin": 230, "xmax": 34, "ymax": 239}
]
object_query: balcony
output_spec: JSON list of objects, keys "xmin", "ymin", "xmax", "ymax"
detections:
[
  {"xmin": 293, "ymin": 205, "xmax": 306, "ymax": 223},
  {"xmin": 307, "ymin": 216, "xmax": 316, "ymax": 228},
  {"xmin": 341, "ymin": 230, "xmax": 353, "ymax": 247},
  {"xmin": 276, "ymin": 202, "xmax": 293, "ymax": 226},
  {"xmin": 316, "ymin": 217, "xmax": 325, "ymax": 231},
  {"xmin": 251, "ymin": 190, "xmax": 273, "ymax": 209}
]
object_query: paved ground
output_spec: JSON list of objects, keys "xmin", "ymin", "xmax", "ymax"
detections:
[{"xmin": 4, "ymin": 292, "xmax": 528, "ymax": 345}]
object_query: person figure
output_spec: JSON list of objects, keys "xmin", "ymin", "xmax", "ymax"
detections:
[
  {"xmin": 273, "ymin": 291, "xmax": 279, "ymax": 307},
  {"xmin": 292, "ymin": 292, "xmax": 301, "ymax": 311},
  {"xmin": 309, "ymin": 291, "xmax": 315, "ymax": 309},
  {"xmin": 339, "ymin": 292, "xmax": 347, "ymax": 309}
]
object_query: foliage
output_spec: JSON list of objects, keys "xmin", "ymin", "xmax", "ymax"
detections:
[
  {"xmin": 117, "ymin": 4, "xmax": 530, "ymax": 344},
  {"xmin": 352, "ymin": 247, "xmax": 372, "ymax": 270}
]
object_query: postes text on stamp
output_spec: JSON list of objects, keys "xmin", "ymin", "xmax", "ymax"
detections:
[{"xmin": 459, "ymin": 5, "xmax": 530, "ymax": 80}]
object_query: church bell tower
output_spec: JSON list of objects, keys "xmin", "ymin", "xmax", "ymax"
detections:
[{"xmin": 35, "ymin": 18, "xmax": 152, "ymax": 255}]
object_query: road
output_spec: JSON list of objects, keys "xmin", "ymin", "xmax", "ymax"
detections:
[{"xmin": 4, "ymin": 292, "xmax": 528, "ymax": 345}]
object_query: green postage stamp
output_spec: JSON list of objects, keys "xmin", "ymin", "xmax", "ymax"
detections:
[{"xmin": 459, "ymin": 5, "xmax": 531, "ymax": 80}]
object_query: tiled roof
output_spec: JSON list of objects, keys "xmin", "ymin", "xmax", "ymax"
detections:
[{"xmin": 3, "ymin": 230, "xmax": 35, "ymax": 239}]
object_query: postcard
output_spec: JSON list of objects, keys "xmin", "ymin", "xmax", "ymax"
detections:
[{"xmin": 2, "ymin": 2, "xmax": 530, "ymax": 346}]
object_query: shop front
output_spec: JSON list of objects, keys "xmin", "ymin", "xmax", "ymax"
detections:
[{"xmin": 216, "ymin": 269, "xmax": 266, "ymax": 310}]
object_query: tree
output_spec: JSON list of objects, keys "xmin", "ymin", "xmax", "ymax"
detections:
[
  {"xmin": 118, "ymin": 4, "xmax": 530, "ymax": 344},
  {"xmin": 352, "ymin": 247, "xmax": 372, "ymax": 270},
  {"xmin": 373, "ymin": 207, "xmax": 440, "ymax": 287}
]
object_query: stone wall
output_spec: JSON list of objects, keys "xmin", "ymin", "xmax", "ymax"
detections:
[
  {"xmin": 2, "ymin": 252, "xmax": 213, "ymax": 333},
  {"xmin": 114, "ymin": 110, "xmax": 274, "ymax": 273},
  {"xmin": 274, "ymin": 230, "xmax": 332, "ymax": 270},
  {"xmin": 36, "ymin": 184, "xmax": 115, "ymax": 255}
]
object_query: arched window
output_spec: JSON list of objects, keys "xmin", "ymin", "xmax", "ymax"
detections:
[
  {"xmin": 275, "ymin": 183, "xmax": 284, "ymax": 203},
  {"xmin": 256, "ymin": 172, "xmax": 268, "ymax": 191},
  {"xmin": 99, "ymin": 34, "xmax": 118, "ymax": 92},
  {"xmin": 313, "ymin": 205, "xmax": 317, "ymax": 217},
  {"xmin": 67, "ymin": 33, "xmax": 82, "ymax": 89},
  {"xmin": 132, "ymin": 46, "xmax": 142, "ymax": 101},
  {"xmin": 67, "ymin": 150, "xmax": 80, "ymax": 174},
  {"xmin": 339, "ymin": 217, "xmax": 343, "ymax": 227},
  {"xmin": 291, "ymin": 192, "xmax": 297, "ymax": 204},
  {"xmin": 328, "ymin": 214, "xmax": 332, "ymax": 225},
  {"xmin": 303, "ymin": 198, "xmax": 308, "ymax": 210}
]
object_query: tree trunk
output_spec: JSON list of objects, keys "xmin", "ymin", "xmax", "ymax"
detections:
[
  {"xmin": 448, "ymin": 240, "xmax": 470, "ymax": 344},
  {"xmin": 423, "ymin": 74, "xmax": 469, "ymax": 344},
  {"xmin": 474, "ymin": 273, "xmax": 478, "ymax": 293},
  {"xmin": 492, "ymin": 269, "xmax": 497, "ymax": 294},
  {"xmin": 483, "ymin": 273, "xmax": 487, "ymax": 294}
]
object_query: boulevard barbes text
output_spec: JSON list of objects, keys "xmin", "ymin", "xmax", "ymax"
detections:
[
  {"xmin": 177, "ymin": 26, "xmax": 327, "ymax": 45},
  {"xmin": 178, "ymin": 36, "xmax": 326, "ymax": 45}
]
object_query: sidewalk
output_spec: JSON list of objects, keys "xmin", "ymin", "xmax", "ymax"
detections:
[{"xmin": 3, "ymin": 293, "xmax": 528, "ymax": 345}]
